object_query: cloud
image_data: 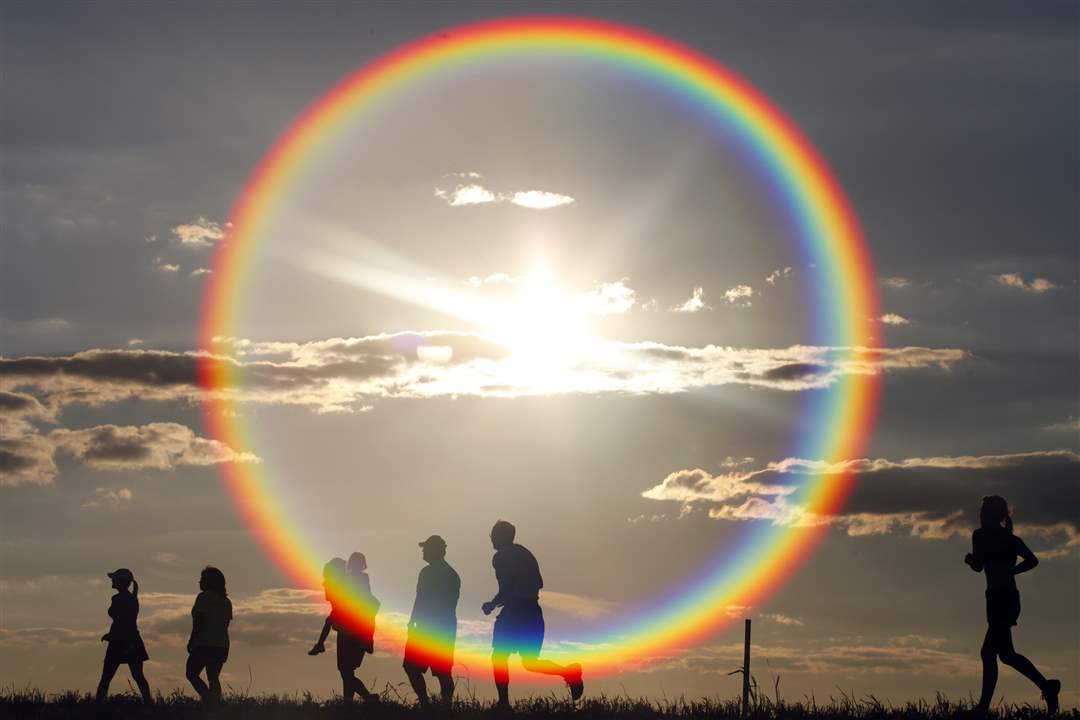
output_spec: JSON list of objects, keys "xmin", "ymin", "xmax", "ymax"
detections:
[
  {"xmin": 723, "ymin": 285, "xmax": 754, "ymax": 307},
  {"xmin": 1044, "ymin": 416, "xmax": 1080, "ymax": 434},
  {"xmin": 507, "ymin": 190, "xmax": 575, "ymax": 209},
  {"xmin": 671, "ymin": 287, "xmax": 711, "ymax": 313},
  {"xmin": 0, "ymin": 317, "xmax": 70, "ymax": 334},
  {"xmin": 433, "ymin": 183, "xmax": 496, "ymax": 206},
  {"xmin": 643, "ymin": 450, "xmax": 1080, "ymax": 556},
  {"xmin": 50, "ymin": 422, "xmax": 259, "ymax": 471},
  {"xmin": 881, "ymin": 276, "xmax": 913, "ymax": 289},
  {"xmin": 0, "ymin": 421, "xmax": 256, "ymax": 487},
  {"xmin": 765, "ymin": 267, "xmax": 793, "ymax": 285},
  {"xmin": 433, "ymin": 178, "xmax": 575, "ymax": 209},
  {"xmin": 653, "ymin": 635, "xmax": 978, "ymax": 677},
  {"xmin": 127, "ymin": 338, "xmax": 144, "ymax": 346},
  {"xmin": 540, "ymin": 590, "xmax": 617, "ymax": 619},
  {"xmin": 82, "ymin": 486, "xmax": 133, "ymax": 508},
  {"xmin": 171, "ymin": 216, "xmax": 226, "ymax": 247},
  {"xmin": 0, "ymin": 391, "xmax": 52, "ymax": 421},
  {"xmin": 154, "ymin": 257, "xmax": 180, "ymax": 273},
  {"xmin": 0, "ymin": 338, "xmax": 968, "ymax": 418},
  {"xmin": 993, "ymin": 273, "xmax": 1058, "ymax": 293},
  {"xmin": 880, "ymin": 313, "xmax": 910, "ymax": 325},
  {"xmin": 760, "ymin": 613, "xmax": 803, "ymax": 626},
  {"xmin": 190, "ymin": 267, "xmax": 212, "ymax": 277},
  {"xmin": 575, "ymin": 279, "xmax": 636, "ymax": 315}
]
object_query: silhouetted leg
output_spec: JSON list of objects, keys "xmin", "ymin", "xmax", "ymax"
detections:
[
  {"xmin": 492, "ymin": 652, "xmax": 510, "ymax": 706},
  {"xmin": 978, "ymin": 628, "xmax": 998, "ymax": 710},
  {"xmin": 96, "ymin": 659, "xmax": 120, "ymax": 702},
  {"xmin": 521, "ymin": 654, "xmax": 571, "ymax": 679},
  {"xmin": 187, "ymin": 653, "xmax": 211, "ymax": 700},
  {"xmin": 205, "ymin": 658, "xmax": 224, "ymax": 701},
  {"xmin": 993, "ymin": 625, "xmax": 1047, "ymax": 691},
  {"xmin": 129, "ymin": 661, "xmax": 152, "ymax": 704},
  {"xmin": 435, "ymin": 672, "xmax": 454, "ymax": 705},
  {"xmin": 340, "ymin": 670, "xmax": 356, "ymax": 702},
  {"xmin": 405, "ymin": 664, "xmax": 428, "ymax": 706}
]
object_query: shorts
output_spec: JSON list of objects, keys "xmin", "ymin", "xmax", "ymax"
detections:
[
  {"xmin": 188, "ymin": 644, "xmax": 228, "ymax": 667},
  {"xmin": 986, "ymin": 589, "xmax": 1021, "ymax": 627},
  {"xmin": 403, "ymin": 631, "xmax": 455, "ymax": 677},
  {"xmin": 337, "ymin": 629, "xmax": 371, "ymax": 672},
  {"xmin": 492, "ymin": 601, "xmax": 544, "ymax": 657}
]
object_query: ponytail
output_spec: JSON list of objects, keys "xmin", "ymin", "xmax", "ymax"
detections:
[
  {"xmin": 1004, "ymin": 514, "xmax": 1014, "ymax": 535},
  {"xmin": 132, "ymin": 579, "xmax": 139, "ymax": 598}
]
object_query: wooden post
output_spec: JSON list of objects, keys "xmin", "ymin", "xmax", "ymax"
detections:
[{"xmin": 741, "ymin": 618, "xmax": 752, "ymax": 720}]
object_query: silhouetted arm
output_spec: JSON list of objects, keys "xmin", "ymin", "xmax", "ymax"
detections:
[
  {"xmin": 482, "ymin": 556, "xmax": 507, "ymax": 615},
  {"xmin": 1013, "ymin": 537, "xmax": 1039, "ymax": 575},
  {"xmin": 308, "ymin": 616, "xmax": 331, "ymax": 655},
  {"xmin": 965, "ymin": 530, "xmax": 984, "ymax": 572}
]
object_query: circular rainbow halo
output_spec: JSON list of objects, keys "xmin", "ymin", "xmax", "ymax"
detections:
[{"xmin": 200, "ymin": 16, "xmax": 880, "ymax": 680}]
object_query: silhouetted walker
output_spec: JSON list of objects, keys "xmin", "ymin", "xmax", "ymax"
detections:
[
  {"xmin": 965, "ymin": 496, "xmax": 1060, "ymax": 714},
  {"xmin": 482, "ymin": 520, "xmax": 583, "ymax": 707},
  {"xmin": 309, "ymin": 553, "xmax": 380, "ymax": 702},
  {"xmin": 95, "ymin": 568, "xmax": 152, "ymax": 704},
  {"xmin": 186, "ymin": 566, "xmax": 232, "ymax": 703},
  {"xmin": 404, "ymin": 534, "xmax": 460, "ymax": 707}
]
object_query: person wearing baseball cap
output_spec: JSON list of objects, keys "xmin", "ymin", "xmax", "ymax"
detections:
[
  {"xmin": 403, "ymin": 534, "xmax": 460, "ymax": 707},
  {"xmin": 95, "ymin": 568, "xmax": 152, "ymax": 704}
]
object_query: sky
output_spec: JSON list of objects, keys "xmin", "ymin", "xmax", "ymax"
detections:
[{"xmin": 1, "ymin": 0, "xmax": 1077, "ymax": 707}]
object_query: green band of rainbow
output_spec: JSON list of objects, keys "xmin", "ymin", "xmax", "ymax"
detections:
[{"xmin": 199, "ymin": 16, "xmax": 880, "ymax": 678}]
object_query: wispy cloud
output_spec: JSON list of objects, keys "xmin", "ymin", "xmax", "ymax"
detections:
[
  {"xmin": 154, "ymin": 257, "xmax": 180, "ymax": 273},
  {"xmin": 82, "ymin": 487, "xmax": 133, "ymax": 508},
  {"xmin": 671, "ymin": 287, "xmax": 711, "ymax": 313},
  {"xmin": 190, "ymin": 267, "xmax": 212, "ymax": 277},
  {"xmin": 765, "ymin": 267, "xmax": 793, "ymax": 285},
  {"xmin": 881, "ymin": 276, "xmax": 913, "ymax": 289},
  {"xmin": 993, "ymin": 273, "xmax": 1058, "ymax": 293},
  {"xmin": 575, "ymin": 279, "xmax": 636, "ymax": 315},
  {"xmin": 540, "ymin": 590, "xmax": 618, "ymax": 619},
  {"xmin": 171, "ymin": 216, "xmax": 226, "ymax": 247},
  {"xmin": 0, "ymin": 317, "xmax": 70, "ymax": 334},
  {"xmin": 723, "ymin": 284, "xmax": 754, "ymax": 307},
  {"xmin": 433, "ymin": 175, "xmax": 575, "ymax": 209},
  {"xmin": 507, "ymin": 190, "xmax": 575, "ymax": 209},
  {"xmin": 880, "ymin": 313, "xmax": 910, "ymax": 325}
]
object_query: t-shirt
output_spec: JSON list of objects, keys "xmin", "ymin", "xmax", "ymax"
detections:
[
  {"xmin": 412, "ymin": 560, "xmax": 460, "ymax": 631},
  {"xmin": 191, "ymin": 590, "xmax": 232, "ymax": 648},
  {"xmin": 972, "ymin": 527, "xmax": 1029, "ymax": 593},
  {"xmin": 492, "ymin": 543, "xmax": 543, "ymax": 607},
  {"xmin": 107, "ymin": 592, "xmax": 140, "ymax": 642}
]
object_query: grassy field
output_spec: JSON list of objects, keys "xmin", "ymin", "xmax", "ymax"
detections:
[{"xmin": 1, "ymin": 689, "xmax": 1072, "ymax": 720}]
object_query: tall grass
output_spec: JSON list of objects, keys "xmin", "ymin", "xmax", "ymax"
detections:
[{"xmin": 1, "ymin": 686, "xmax": 1071, "ymax": 719}]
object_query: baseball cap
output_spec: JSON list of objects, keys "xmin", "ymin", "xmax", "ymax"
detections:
[{"xmin": 419, "ymin": 535, "xmax": 447, "ymax": 549}]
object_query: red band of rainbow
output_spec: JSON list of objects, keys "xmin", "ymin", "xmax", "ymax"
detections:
[{"xmin": 199, "ymin": 16, "xmax": 880, "ymax": 678}]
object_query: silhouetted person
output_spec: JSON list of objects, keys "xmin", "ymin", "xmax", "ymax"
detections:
[
  {"xmin": 404, "ymin": 535, "xmax": 460, "ymax": 707},
  {"xmin": 309, "ymin": 553, "xmax": 380, "ymax": 702},
  {"xmin": 965, "ymin": 496, "xmax": 1060, "ymax": 715},
  {"xmin": 482, "ymin": 520, "xmax": 583, "ymax": 707},
  {"xmin": 186, "ymin": 566, "xmax": 232, "ymax": 703},
  {"xmin": 95, "ymin": 568, "xmax": 151, "ymax": 704}
]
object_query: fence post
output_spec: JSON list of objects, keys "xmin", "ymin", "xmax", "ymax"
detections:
[{"xmin": 741, "ymin": 618, "xmax": 752, "ymax": 720}]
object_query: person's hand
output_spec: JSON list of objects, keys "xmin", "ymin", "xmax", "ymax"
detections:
[
  {"xmin": 308, "ymin": 642, "xmax": 325, "ymax": 656},
  {"xmin": 481, "ymin": 601, "xmax": 496, "ymax": 616},
  {"xmin": 100, "ymin": 633, "xmax": 111, "ymax": 643}
]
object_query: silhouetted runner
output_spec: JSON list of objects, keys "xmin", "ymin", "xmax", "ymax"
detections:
[
  {"xmin": 482, "ymin": 520, "xmax": 583, "ymax": 707},
  {"xmin": 309, "ymin": 554, "xmax": 380, "ymax": 702},
  {"xmin": 404, "ymin": 535, "xmax": 460, "ymax": 707},
  {"xmin": 186, "ymin": 566, "xmax": 232, "ymax": 703},
  {"xmin": 965, "ymin": 496, "xmax": 1060, "ymax": 715},
  {"xmin": 95, "ymin": 568, "xmax": 152, "ymax": 704}
]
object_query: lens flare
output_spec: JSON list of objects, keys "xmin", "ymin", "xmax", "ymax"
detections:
[{"xmin": 199, "ymin": 16, "xmax": 881, "ymax": 679}]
